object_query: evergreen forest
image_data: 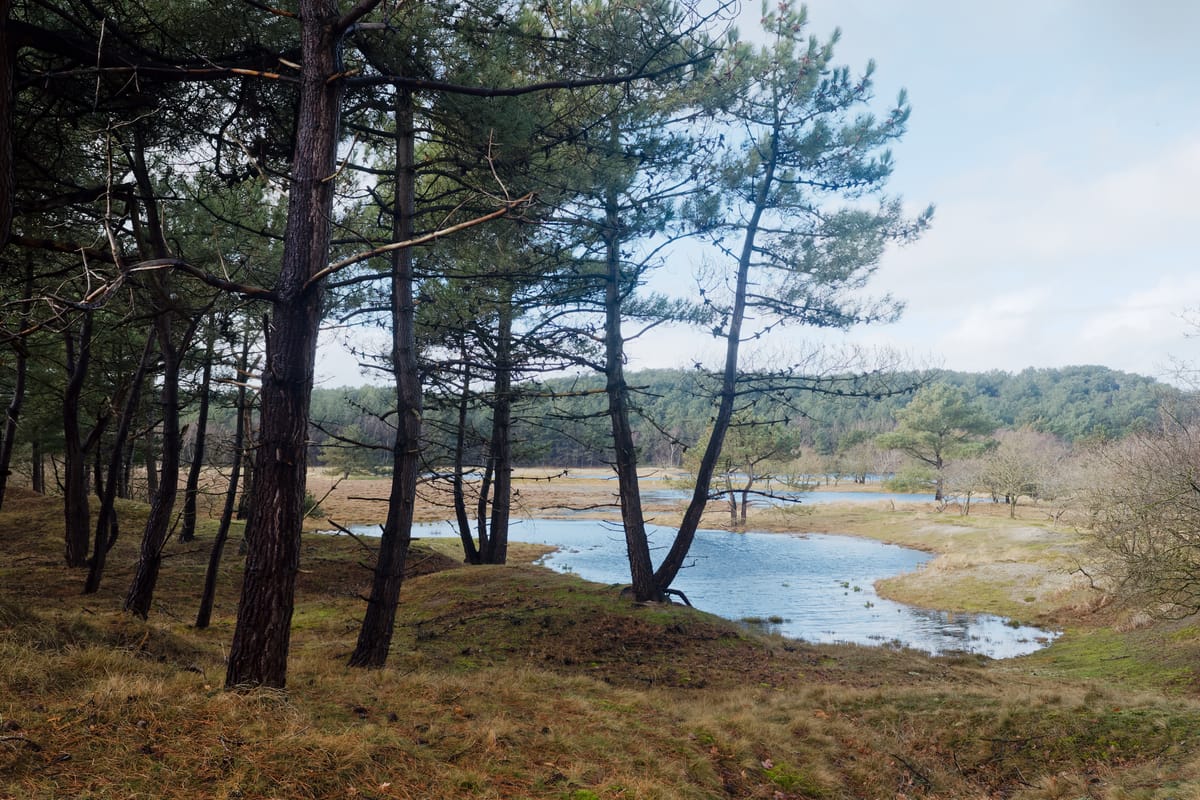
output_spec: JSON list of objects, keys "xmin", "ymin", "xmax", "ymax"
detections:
[
  {"xmin": 6, "ymin": 10, "xmax": 1200, "ymax": 798},
  {"xmin": 304, "ymin": 364, "xmax": 1174, "ymax": 473}
]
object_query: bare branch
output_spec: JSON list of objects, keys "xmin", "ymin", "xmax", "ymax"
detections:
[
  {"xmin": 303, "ymin": 193, "xmax": 534, "ymax": 290},
  {"xmin": 335, "ymin": 0, "xmax": 386, "ymax": 36},
  {"xmin": 125, "ymin": 258, "xmax": 277, "ymax": 301}
]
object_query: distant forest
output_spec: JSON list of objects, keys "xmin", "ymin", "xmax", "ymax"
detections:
[{"xmin": 294, "ymin": 365, "xmax": 1177, "ymax": 473}]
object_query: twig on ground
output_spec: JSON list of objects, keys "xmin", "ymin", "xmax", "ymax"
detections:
[
  {"xmin": 890, "ymin": 752, "xmax": 933, "ymax": 789},
  {"xmin": 1, "ymin": 734, "xmax": 43, "ymax": 751}
]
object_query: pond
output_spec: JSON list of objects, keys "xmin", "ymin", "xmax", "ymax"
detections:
[
  {"xmin": 336, "ymin": 519, "xmax": 1058, "ymax": 658},
  {"xmin": 637, "ymin": 487, "xmax": 933, "ymax": 506}
]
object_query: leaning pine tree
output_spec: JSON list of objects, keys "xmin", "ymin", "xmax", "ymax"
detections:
[{"xmin": 614, "ymin": 2, "xmax": 933, "ymax": 600}]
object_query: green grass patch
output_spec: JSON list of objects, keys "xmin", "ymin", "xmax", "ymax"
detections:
[
  {"xmin": 1025, "ymin": 627, "xmax": 1195, "ymax": 691},
  {"xmin": 765, "ymin": 760, "xmax": 827, "ymax": 795}
]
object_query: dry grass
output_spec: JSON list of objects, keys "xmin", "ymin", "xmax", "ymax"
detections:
[
  {"xmin": 3, "ymin": 481, "xmax": 1200, "ymax": 798},
  {"xmin": 753, "ymin": 502, "xmax": 1098, "ymax": 625}
]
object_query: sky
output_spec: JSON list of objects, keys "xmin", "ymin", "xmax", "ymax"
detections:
[{"xmin": 316, "ymin": 1, "xmax": 1200, "ymax": 387}]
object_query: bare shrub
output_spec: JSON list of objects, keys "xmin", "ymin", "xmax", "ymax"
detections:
[{"xmin": 1085, "ymin": 406, "xmax": 1200, "ymax": 618}]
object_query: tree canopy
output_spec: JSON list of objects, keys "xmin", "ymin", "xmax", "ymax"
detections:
[
  {"xmin": 876, "ymin": 383, "xmax": 997, "ymax": 501},
  {"xmin": 7, "ymin": 0, "xmax": 1177, "ymax": 689}
]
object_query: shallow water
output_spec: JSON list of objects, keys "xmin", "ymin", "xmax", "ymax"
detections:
[
  {"xmin": 638, "ymin": 487, "xmax": 933, "ymax": 506},
  {"xmin": 339, "ymin": 518, "xmax": 1058, "ymax": 658}
]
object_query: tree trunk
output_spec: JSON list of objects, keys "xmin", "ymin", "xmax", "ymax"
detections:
[
  {"xmin": 651, "ymin": 127, "xmax": 780, "ymax": 593},
  {"xmin": 738, "ymin": 474, "xmax": 753, "ymax": 526},
  {"xmin": 349, "ymin": 87, "xmax": 422, "ymax": 668},
  {"xmin": 62, "ymin": 314, "xmax": 94, "ymax": 567},
  {"xmin": 0, "ymin": 366, "xmax": 17, "ymax": 432},
  {"xmin": 119, "ymin": 435, "xmax": 133, "ymax": 498},
  {"xmin": 236, "ymin": 404, "xmax": 255, "ymax": 522},
  {"xmin": 196, "ymin": 336, "xmax": 252, "ymax": 629},
  {"xmin": 84, "ymin": 330, "xmax": 155, "ymax": 594},
  {"xmin": 123, "ymin": 131, "xmax": 192, "ymax": 618},
  {"xmin": 92, "ymin": 444, "xmax": 104, "ymax": 502},
  {"xmin": 179, "ymin": 330, "xmax": 215, "ymax": 542},
  {"xmin": 225, "ymin": 1, "xmax": 345, "ymax": 689},
  {"xmin": 30, "ymin": 440, "xmax": 43, "ymax": 494},
  {"xmin": 144, "ymin": 438, "xmax": 158, "ymax": 498},
  {"xmin": 0, "ymin": 0, "xmax": 14, "ymax": 248},
  {"xmin": 482, "ymin": 295, "xmax": 513, "ymax": 565},
  {"xmin": 476, "ymin": 456, "xmax": 493, "ymax": 556},
  {"xmin": 601, "ymin": 159, "xmax": 658, "ymax": 600},
  {"xmin": 124, "ymin": 316, "xmax": 185, "ymax": 617},
  {"xmin": 0, "ymin": 259, "xmax": 31, "ymax": 512},
  {"xmin": 452, "ymin": 348, "xmax": 480, "ymax": 564}
]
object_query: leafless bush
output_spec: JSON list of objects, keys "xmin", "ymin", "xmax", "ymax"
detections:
[{"xmin": 1085, "ymin": 406, "xmax": 1200, "ymax": 617}]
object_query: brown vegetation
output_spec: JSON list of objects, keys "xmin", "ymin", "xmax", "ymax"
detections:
[{"xmin": 3, "ymin": 481, "xmax": 1200, "ymax": 798}]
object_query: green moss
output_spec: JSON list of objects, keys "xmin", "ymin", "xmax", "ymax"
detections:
[
  {"xmin": 765, "ymin": 762, "xmax": 825, "ymax": 796},
  {"xmin": 290, "ymin": 606, "xmax": 341, "ymax": 630},
  {"xmin": 1006, "ymin": 705, "xmax": 1200, "ymax": 766},
  {"xmin": 1026, "ymin": 628, "xmax": 1193, "ymax": 691},
  {"xmin": 1168, "ymin": 625, "xmax": 1200, "ymax": 642}
]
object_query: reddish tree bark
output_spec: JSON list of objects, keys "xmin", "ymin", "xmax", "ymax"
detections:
[{"xmin": 225, "ymin": 0, "xmax": 350, "ymax": 689}]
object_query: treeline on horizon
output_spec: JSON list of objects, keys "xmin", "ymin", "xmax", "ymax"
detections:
[{"xmin": 298, "ymin": 364, "xmax": 1177, "ymax": 474}]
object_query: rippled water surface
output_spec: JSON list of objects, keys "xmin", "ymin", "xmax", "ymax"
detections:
[{"xmin": 355, "ymin": 519, "xmax": 1058, "ymax": 658}]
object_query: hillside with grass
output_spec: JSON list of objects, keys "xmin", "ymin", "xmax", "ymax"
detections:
[{"xmin": 4, "ymin": 484, "xmax": 1200, "ymax": 799}]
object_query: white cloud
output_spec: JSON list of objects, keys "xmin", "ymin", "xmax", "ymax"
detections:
[
  {"xmin": 625, "ymin": 323, "xmax": 723, "ymax": 371},
  {"xmin": 615, "ymin": 133, "xmax": 1200, "ymax": 381},
  {"xmin": 315, "ymin": 327, "xmax": 388, "ymax": 387},
  {"xmin": 1078, "ymin": 277, "xmax": 1200, "ymax": 346},
  {"xmin": 935, "ymin": 289, "xmax": 1055, "ymax": 362},
  {"xmin": 853, "ymin": 134, "xmax": 1200, "ymax": 377}
]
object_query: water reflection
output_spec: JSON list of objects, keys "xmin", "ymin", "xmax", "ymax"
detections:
[{"xmin": 338, "ymin": 518, "xmax": 1057, "ymax": 658}]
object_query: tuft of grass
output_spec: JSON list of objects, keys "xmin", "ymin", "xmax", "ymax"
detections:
[{"xmin": 765, "ymin": 760, "xmax": 827, "ymax": 796}]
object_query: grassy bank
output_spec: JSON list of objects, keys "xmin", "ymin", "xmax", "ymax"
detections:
[{"xmin": 3, "ymin": 485, "xmax": 1200, "ymax": 798}]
